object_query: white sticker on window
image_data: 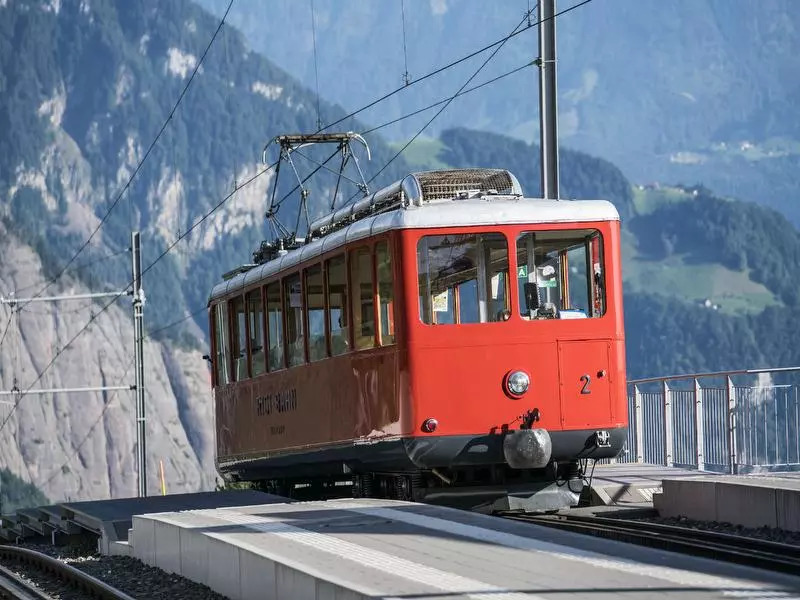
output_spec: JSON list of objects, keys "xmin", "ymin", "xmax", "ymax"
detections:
[{"xmin": 433, "ymin": 290, "xmax": 449, "ymax": 312}]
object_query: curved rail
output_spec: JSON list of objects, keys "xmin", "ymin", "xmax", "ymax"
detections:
[
  {"xmin": 0, "ymin": 546, "xmax": 136, "ymax": 600},
  {"xmin": 500, "ymin": 512, "xmax": 800, "ymax": 575},
  {"xmin": 0, "ymin": 562, "xmax": 53, "ymax": 600}
]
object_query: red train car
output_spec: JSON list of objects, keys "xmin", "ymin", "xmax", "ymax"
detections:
[{"xmin": 208, "ymin": 169, "xmax": 627, "ymax": 511}]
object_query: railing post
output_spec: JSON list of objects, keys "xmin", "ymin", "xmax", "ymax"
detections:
[
  {"xmin": 694, "ymin": 377, "xmax": 705, "ymax": 471},
  {"xmin": 634, "ymin": 384, "xmax": 644, "ymax": 463},
  {"xmin": 663, "ymin": 379, "xmax": 673, "ymax": 467},
  {"xmin": 726, "ymin": 375, "xmax": 738, "ymax": 474}
]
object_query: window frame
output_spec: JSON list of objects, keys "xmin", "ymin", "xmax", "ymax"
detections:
[
  {"xmin": 263, "ymin": 280, "xmax": 285, "ymax": 371},
  {"xmin": 304, "ymin": 262, "xmax": 327, "ymax": 362},
  {"xmin": 227, "ymin": 294, "xmax": 249, "ymax": 382},
  {"xmin": 283, "ymin": 271, "xmax": 306, "ymax": 367},
  {"xmin": 349, "ymin": 244, "xmax": 378, "ymax": 350},
  {"xmin": 375, "ymin": 239, "xmax": 396, "ymax": 346},
  {"xmin": 212, "ymin": 233, "xmax": 401, "ymax": 376},
  {"xmin": 326, "ymin": 252, "xmax": 350, "ymax": 357},
  {"xmin": 245, "ymin": 286, "xmax": 267, "ymax": 377},
  {"xmin": 210, "ymin": 303, "xmax": 232, "ymax": 388},
  {"xmin": 416, "ymin": 231, "xmax": 511, "ymax": 326},
  {"xmin": 514, "ymin": 227, "xmax": 607, "ymax": 321}
]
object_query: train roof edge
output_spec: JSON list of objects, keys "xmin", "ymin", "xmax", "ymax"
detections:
[
  {"xmin": 208, "ymin": 168, "xmax": 620, "ymax": 302},
  {"xmin": 307, "ymin": 168, "xmax": 524, "ymax": 238}
]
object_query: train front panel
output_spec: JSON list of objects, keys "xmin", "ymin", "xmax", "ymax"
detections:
[{"xmin": 400, "ymin": 220, "xmax": 627, "ymax": 470}]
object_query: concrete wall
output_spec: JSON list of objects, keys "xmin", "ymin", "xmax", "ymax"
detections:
[
  {"xmin": 130, "ymin": 514, "xmax": 370, "ymax": 600},
  {"xmin": 654, "ymin": 478, "xmax": 800, "ymax": 532}
]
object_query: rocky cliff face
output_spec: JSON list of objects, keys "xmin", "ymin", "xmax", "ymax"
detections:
[
  {"xmin": 0, "ymin": 224, "xmax": 216, "ymax": 501},
  {"xmin": 0, "ymin": 0, "xmax": 409, "ymax": 503}
]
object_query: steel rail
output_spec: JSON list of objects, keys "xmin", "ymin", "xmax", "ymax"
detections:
[
  {"xmin": 0, "ymin": 546, "xmax": 136, "ymax": 600},
  {"xmin": 500, "ymin": 513, "xmax": 800, "ymax": 575},
  {"xmin": 0, "ymin": 562, "xmax": 53, "ymax": 600}
]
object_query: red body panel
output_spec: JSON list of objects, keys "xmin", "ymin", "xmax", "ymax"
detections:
[
  {"xmin": 213, "ymin": 219, "xmax": 626, "ymax": 472},
  {"xmin": 400, "ymin": 221, "xmax": 625, "ymax": 439}
]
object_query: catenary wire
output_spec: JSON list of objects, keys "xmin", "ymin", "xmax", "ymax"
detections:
[
  {"xmin": 145, "ymin": 306, "xmax": 208, "ymax": 340},
  {"xmin": 40, "ymin": 358, "xmax": 135, "ymax": 488},
  {"xmin": 357, "ymin": 9, "xmax": 533, "ymax": 193},
  {"xmin": 19, "ymin": 0, "xmax": 235, "ymax": 310},
  {"xmin": 361, "ymin": 60, "xmax": 536, "ymax": 135},
  {"xmin": 0, "ymin": 312, "xmax": 12, "ymax": 353},
  {"xmin": 13, "ymin": 247, "xmax": 130, "ymax": 296},
  {"xmin": 318, "ymin": 0, "xmax": 590, "ymax": 134}
]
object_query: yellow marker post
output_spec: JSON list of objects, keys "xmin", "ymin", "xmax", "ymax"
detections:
[{"xmin": 159, "ymin": 460, "xmax": 167, "ymax": 496}]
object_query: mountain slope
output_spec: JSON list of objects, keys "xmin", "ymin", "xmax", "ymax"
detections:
[
  {"xmin": 198, "ymin": 0, "xmax": 800, "ymax": 223},
  {"xmin": 0, "ymin": 224, "xmax": 215, "ymax": 500}
]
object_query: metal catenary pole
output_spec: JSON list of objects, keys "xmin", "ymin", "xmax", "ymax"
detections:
[
  {"xmin": 131, "ymin": 232, "xmax": 147, "ymax": 497},
  {"xmin": 538, "ymin": 0, "xmax": 560, "ymax": 200},
  {"xmin": 1, "ymin": 275, "xmax": 135, "ymax": 499}
]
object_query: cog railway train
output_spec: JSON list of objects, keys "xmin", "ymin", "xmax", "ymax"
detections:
[{"xmin": 208, "ymin": 168, "xmax": 627, "ymax": 512}]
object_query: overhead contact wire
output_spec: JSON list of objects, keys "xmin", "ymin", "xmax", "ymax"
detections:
[
  {"xmin": 361, "ymin": 61, "xmax": 535, "ymax": 135},
  {"xmin": 41, "ymin": 358, "xmax": 135, "ymax": 489},
  {"xmin": 20, "ymin": 0, "xmax": 235, "ymax": 309},
  {"xmin": 318, "ymin": 0, "xmax": 591, "ymax": 134},
  {"xmin": 363, "ymin": 11, "xmax": 532, "ymax": 188}
]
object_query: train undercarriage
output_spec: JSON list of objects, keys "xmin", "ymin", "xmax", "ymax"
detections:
[{"xmin": 249, "ymin": 459, "xmax": 590, "ymax": 513}]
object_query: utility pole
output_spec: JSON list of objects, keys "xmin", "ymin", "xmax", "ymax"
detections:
[
  {"xmin": 131, "ymin": 232, "xmax": 147, "ymax": 497},
  {"xmin": 538, "ymin": 0, "xmax": 560, "ymax": 200}
]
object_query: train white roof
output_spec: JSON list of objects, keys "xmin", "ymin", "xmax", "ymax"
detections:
[{"xmin": 209, "ymin": 195, "xmax": 619, "ymax": 302}]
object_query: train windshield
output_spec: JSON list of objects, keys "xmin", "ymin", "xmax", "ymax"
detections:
[
  {"xmin": 517, "ymin": 229, "xmax": 605, "ymax": 319},
  {"xmin": 417, "ymin": 233, "xmax": 510, "ymax": 325}
]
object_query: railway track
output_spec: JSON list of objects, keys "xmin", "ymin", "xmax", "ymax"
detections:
[
  {"xmin": 500, "ymin": 512, "xmax": 800, "ymax": 575},
  {"xmin": 0, "ymin": 545, "xmax": 136, "ymax": 600}
]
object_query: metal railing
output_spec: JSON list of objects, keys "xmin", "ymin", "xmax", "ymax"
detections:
[{"xmin": 613, "ymin": 367, "xmax": 800, "ymax": 473}]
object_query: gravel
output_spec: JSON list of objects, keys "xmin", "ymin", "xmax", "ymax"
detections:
[
  {"xmin": 3, "ymin": 541, "xmax": 230, "ymax": 600},
  {"xmin": 631, "ymin": 514, "xmax": 800, "ymax": 546},
  {"xmin": 1, "ymin": 559, "xmax": 79, "ymax": 599}
]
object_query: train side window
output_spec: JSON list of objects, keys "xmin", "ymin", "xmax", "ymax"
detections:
[
  {"xmin": 246, "ymin": 289, "xmax": 266, "ymax": 376},
  {"xmin": 417, "ymin": 233, "xmax": 509, "ymax": 325},
  {"xmin": 350, "ymin": 246, "xmax": 375, "ymax": 350},
  {"xmin": 305, "ymin": 264, "xmax": 326, "ymax": 361},
  {"xmin": 231, "ymin": 296, "xmax": 248, "ymax": 381},
  {"xmin": 376, "ymin": 241, "xmax": 395, "ymax": 345},
  {"xmin": 266, "ymin": 282, "xmax": 284, "ymax": 370},
  {"xmin": 326, "ymin": 254, "xmax": 349, "ymax": 356},
  {"xmin": 284, "ymin": 273, "xmax": 305, "ymax": 366},
  {"xmin": 213, "ymin": 303, "xmax": 231, "ymax": 385},
  {"xmin": 516, "ymin": 229, "xmax": 606, "ymax": 320}
]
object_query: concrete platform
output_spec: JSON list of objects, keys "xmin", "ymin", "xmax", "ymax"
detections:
[
  {"xmin": 130, "ymin": 498, "xmax": 800, "ymax": 599},
  {"xmin": 0, "ymin": 490, "xmax": 284, "ymax": 552},
  {"xmin": 587, "ymin": 462, "xmax": 707, "ymax": 505},
  {"xmin": 655, "ymin": 473, "xmax": 800, "ymax": 531}
]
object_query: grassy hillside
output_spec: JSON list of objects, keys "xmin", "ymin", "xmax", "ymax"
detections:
[{"xmin": 625, "ymin": 186, "xmax": 779, "ymax": 315}]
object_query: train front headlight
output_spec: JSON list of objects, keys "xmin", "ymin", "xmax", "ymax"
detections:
[{"xmin": 504, "ymin": 370, "xmax": 530, "ymax": 398}]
